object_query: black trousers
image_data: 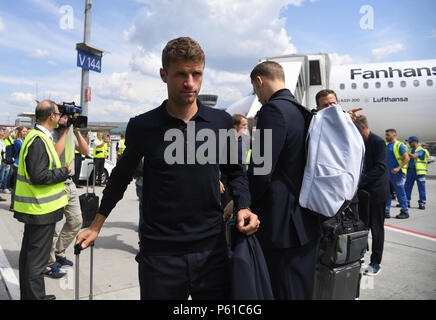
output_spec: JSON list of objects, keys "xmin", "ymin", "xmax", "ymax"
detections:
[
  {"xmin": 10, "ymin": 165, "xmax": 18, "ymax": 210},
  {"xmin": 263, "ymin": 239, "xmax": 320, "ymax": 300},
  {"xmin": 369, "ymin": 201, "xmax": 386, "ymax": 265},
  {"xmin": 136, "ymin": 246, "xmax": 230, "ymax": 300},
  {"xmin": 19, "ymin": 223, "xmax": 56, "ymax": 300},
  {"xmin": 73, "ymin": 154, "xmax": 82, "ymax": 185},
  {"xmin": 93, "ymin": 158, "xmax": 105, "ymax": 185}
]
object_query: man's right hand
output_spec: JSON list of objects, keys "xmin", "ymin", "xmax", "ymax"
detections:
[{"xmin": 75, "ymin": 213, "xmax": 106, "ymax": 250}]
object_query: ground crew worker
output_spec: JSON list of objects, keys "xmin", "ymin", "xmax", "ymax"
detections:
[
  {"xmin": 1, "ymin": 129, "xmax": 15, "ymax": 193},
  {"xmin": 93, "ymin": 132, "xmax": 106, "ymax": 186},
  {"xmin": 385, "ymin": 129, "xmax": 410, "ymax": 219},
  {"xmin": 116, "ymin": 134, "xmax": 126, "ymax": 160},
  {"xmin": 405, "ymin": 136, "xmax": 428, "ymax": 210},
  {"xmin": 13, "ymin": 100, "xmax": 69, "ymax": 300}
]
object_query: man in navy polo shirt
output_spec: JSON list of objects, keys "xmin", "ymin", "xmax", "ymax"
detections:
[{"xmin": 76, "ymin": 37, "xmax": 259, "ymax": 300}]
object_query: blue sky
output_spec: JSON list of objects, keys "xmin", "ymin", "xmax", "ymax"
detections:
[{"xmin": 0, "ymin": 0, "xmax": 435, "ymax": 124}]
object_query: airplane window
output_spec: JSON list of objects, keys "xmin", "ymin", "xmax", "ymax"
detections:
[
  {"xmin": 351, "ymin": 83, "xmax": 357, "ymax": 89},
  {"xmin": 309, "ymin": 60, "xmax": 322, "ymax": 85},
  {"xmin": 427, "ymin": 79, "xmax": 433, "ymax": 87},
  {"xmin": 375, "ymin": 82, "xmax": 381, "ymax": 88},
  {"xmin": 413, "ymin": 80, "xmax": 420, "ymax": 87},
  {"xmin": 363, "ymin": 82, "xmax": 369, "ymax": 89},
  {"xmin": 340, "ymin": 83, "xmax": 345, "ymax": 90},
  {"xmin": 400, "ymin": 81, "xmax": 407, "ymax": 87},
  {"xmin": 388, "ymin": 81, "xmax": 394, "ymax": 88}
]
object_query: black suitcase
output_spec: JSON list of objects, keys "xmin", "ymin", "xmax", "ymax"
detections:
[
  {"xmin": 74, "ymin": 241, "xmax": 94, "ymax": 300},
  {"xmin": 313, "ymin": 260, "xmax": 362, "ymax": 300},
  {"xmin": 79, "ymin": 163, "xmax": 99, "ymax": 229}
]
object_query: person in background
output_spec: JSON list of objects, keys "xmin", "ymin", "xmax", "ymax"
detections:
[
  {"xmin": 1, "ymin": 126, "xmax": 15, "ymax": 194},
  {"xmin": 44, "ymin": 113, "xmax": 89, "ymax": 279},
  {"xmin": 0, "ymin": 126, "xmax": 7, "ymax": 202},
  {"xmin": 92, "ymin": 132, "xmax": 106, "ymax": 186},
  {"xmin": 355, "ymin": 115, "xmax": 390, "ymax": 276},
  {"xmin": 116, "ymin": 134, "xmax": 126, "ymax": 161},
  {"xmin": 405, "ymin": 136, "xmax": 428, "ymax": 210},
  {"xmin": 385, "ymin": 129, "xmax": 410, "ymax": 219},
  {"xmin": 9, "ymin": 126, "xmax": 29, "ymax": 211}
]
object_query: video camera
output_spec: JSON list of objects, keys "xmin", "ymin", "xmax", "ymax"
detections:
[{"xmin": 57, "ymin": 102, "xmax": 88, "ymax": 128}]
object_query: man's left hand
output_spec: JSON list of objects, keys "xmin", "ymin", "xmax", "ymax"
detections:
[{"xmin": 237, "ymin": 208, "xmax": 260, "ymax": 236}]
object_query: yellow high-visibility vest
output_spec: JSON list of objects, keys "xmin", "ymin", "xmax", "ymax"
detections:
[
  {"xmin": 14, "ymin": 129, "xmax": 67, "ymax": 215},
  {"xmin": 413, "ymin": 146, "xmax": 428, "ymax": 175},
  {"xmin": 117, "ymin": 138, "xmax": 125, "ymax": 156},
  {"xmin": 393, "ymin": 141, "xmax": 408, "ymax": 174},
  {"xmin": 93, "ymin": 138, "xmax": 105, "ymax": 158}
]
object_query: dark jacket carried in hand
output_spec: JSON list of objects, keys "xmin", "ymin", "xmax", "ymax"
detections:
[
  {"xmin": 248, "ymin": 89, "xmax": 321, "ymax": 249},
  {"xmin": 229, "ymin": 231, "xmax": 274, "ymax": 300}
]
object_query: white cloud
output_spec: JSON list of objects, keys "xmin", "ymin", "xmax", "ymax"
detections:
[
  {"xmin": 129, "ymin": 47, "xmax": 161, "ymax": 77},
  {"xmin": 28, "ymin": 49, "xmax": 51, "ymax": 59},
  {"xmin": 430, "ymin": 29, "xmax": 436, "ymax": 39},
  {"xmin": 329, "ymin": 53, "xmax": 353, "ymax": 65},
  {"xmin": 125, "ymin": 0, "xmax": 298, "ymax": 73},
  {"xmin": 0, "ymin": 16, "xmax": 5, "ymax": 31},
  {"xmin": 371, "ymin": 43, "xmax": 405, "ymax": 61},
  {"xmin": 9, "ymin": 92, "xmax": 36, "ymax": 106}
]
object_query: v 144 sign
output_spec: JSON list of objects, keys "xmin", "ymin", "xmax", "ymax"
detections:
[{"xmin": 77, "ymin": 49, "xmax": 102, "ymax": 73}]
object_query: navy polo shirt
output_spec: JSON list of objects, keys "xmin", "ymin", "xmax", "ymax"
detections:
[{"xmin": 99, "ymin": 100, "xmax": 251, "ymax": 255}]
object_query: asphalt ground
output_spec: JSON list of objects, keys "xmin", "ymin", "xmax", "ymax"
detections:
[{"xmin": 1, "ymin": 164, "xmax": 435, "ymax": 301}]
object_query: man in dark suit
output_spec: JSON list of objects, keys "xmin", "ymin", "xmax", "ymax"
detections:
[
  {"xmin": 14, "ymin": 100, "xmax": 70, "ymax": 300},
  {"xmin": 355, "ymin": 115, "xmax": 390, "ymax": 276},
  {"xmin": 248, "ymin": 61, "xmax": 321, "ymax": 300}
]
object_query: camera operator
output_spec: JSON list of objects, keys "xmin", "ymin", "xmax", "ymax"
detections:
[{"xmin": 44, "ymin": 112, "xmax": 89, "ymax": 278}]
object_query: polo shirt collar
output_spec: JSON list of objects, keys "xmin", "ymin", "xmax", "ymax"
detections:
[{"xmin": 160, "ymin": 99, "xmax": 212, "ymax": 123}]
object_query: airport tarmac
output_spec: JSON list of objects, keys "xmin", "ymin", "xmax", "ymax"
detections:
[{"xmin": 0, "ymin": 165, "xmax": 435, "ymax": 300}]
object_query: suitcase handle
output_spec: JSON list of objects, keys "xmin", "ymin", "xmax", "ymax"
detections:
[
  {"xmin": 86, "ymin": 162, "xmax": 96, "ymax": 194},
  {"xmin": 75, "ymin": 240, "xmax": 95, "ymax": 300}
]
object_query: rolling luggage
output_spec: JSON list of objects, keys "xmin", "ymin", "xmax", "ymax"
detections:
[
  {"xmin": 313, "ymin": 260, "xmax": 362, "ymax": 300},
  {"xmin": 74, "ymin": 241, "xmax": 94, "ymax": 300},
  {"xmin": 79, "ymin": 163, "xmax": 99, "ymax": 229}
]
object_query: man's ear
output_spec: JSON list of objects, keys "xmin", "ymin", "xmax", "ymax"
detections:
[
  {"xmin": 160, "ymin": 68, "xmax": 167, "ymax": 83},
  {"xmin": 255, "ymin": 76, "xmax": 263, "ymax": 88}
]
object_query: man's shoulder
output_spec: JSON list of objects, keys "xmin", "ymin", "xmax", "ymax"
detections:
[
  {"xmin": 369, "ymin": 132, "xmax": 385, "ymax": 144},
  {"xmin": 128, "ymin": 106, "xmax": 163, "ymax": 128},
  {"xmin": 201, "ymin": 105, "xmax": 232, "ymax": 122}
]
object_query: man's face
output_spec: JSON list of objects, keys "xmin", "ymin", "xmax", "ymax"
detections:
[
  {"xmin": 252, "ymin": 78, "xmax": 267, "ymax": 105},
  {"xmin": 97, "ymin": 133, "xmax": 103, "ymax": 140},
  {"xmin": 160, "ymin": 59, "xmax": 204, "ymax": 107},
  {"xmin": 235, "ymin": 118, "xmax": 248, "ymax": 133},
  {"xmin": 50, "ymin": 105, "xmax": 61, "ymax": 128},
  {"xmin": 0, "ymin": 129, "xmax": 4, "ymax": 138},
  {"xmin": 385, "ymin": 131, "xmax": 396, "ymax": 143},
  {"xmin": 317, "ymin": 93, "xmax": 338, "ymax": 111},
  {"xmin": 409, "ymin": 141, "xmax": 418, "ymax": 149}
]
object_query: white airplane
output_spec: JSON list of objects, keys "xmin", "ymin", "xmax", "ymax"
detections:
[{"xmin": 225, "ymin": 54, "xmax": 436, "ymax": 142}]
